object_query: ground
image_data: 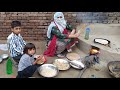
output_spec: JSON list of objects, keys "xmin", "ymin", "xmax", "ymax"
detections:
[{"xmin": 0, "ymin": 40, "xmax": 113, "ymax": 78}]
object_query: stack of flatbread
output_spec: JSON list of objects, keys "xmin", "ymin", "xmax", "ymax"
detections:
[{"xmin": 66, "ymin": 52, "xmax": 80, "ymax": 60}]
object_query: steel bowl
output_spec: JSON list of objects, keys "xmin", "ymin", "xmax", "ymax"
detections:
[
  {"xmin": 1, "ymin": 54, "xmax": 9, "ymax": 60},
  {"xmin": 70, "ymin": 60, "xmax": 85, "ymax": 70},
  {"xmin": 0, "ymin": 57, "xmax": 3, "ymax": 63},
  {"xmin": 107, "ymin": 61, "xmax": 120, "ymax": 78},
  {"xmin": 53, "ymin": 59, "xmax": 70, "ymax": 70},
  {"xmin": 38, "ymin": 64, "xmax": 59, "ymax": 78}
]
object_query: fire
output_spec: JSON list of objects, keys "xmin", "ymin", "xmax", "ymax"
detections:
[{"xmin": 90, "ymin": 49, "xmax": 100, "ymax": 55}]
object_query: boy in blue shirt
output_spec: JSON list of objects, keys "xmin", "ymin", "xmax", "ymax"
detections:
[{"xmin": 7, "ymin": 21, "xmax": 26, "ymax": 64}]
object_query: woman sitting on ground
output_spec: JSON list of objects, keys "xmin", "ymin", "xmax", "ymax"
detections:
[{"xmin": 44, "ymin": 12, "xmax": 80, "ymax": 58}]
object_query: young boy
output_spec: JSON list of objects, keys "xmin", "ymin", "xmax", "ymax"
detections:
[{"xmin": 7, "ymin": 21, "xmax": 26, "ymax": 63}]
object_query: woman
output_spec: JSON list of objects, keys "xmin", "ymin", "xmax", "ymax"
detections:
[{"xmin": 44, "ymin": 12, "xmax": 80, "ymax": 57}]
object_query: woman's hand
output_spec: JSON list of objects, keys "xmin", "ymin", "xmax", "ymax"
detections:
[
  {"xmin": 70, "ymin": 29, "xmax": 76, "ymax": 35},
  {"xmin": 68, "ymin": 32, "xmax": 80, "ymax": 38},
  {"xmin": 75, "ymin": 32, "xmax": 80, "ymax": 37}
]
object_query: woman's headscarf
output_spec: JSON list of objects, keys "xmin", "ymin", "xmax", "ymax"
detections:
[{"xmin": 47, "ymin": 12, "xmax": 67, "ymax": 38}]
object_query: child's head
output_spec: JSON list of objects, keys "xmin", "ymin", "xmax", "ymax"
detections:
[
  {"xmin": 11, "ymin": 21, "xmax": 21, "ymax": 35},
  {"xmin": 23, "ymin": 43, "xmax": 36, "ymax": 55}
]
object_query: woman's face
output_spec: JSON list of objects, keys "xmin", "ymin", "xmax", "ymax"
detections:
[
  {"xmin": 28, "ymin": 48, "xmax": 36, "ymax": 55},
  {"xmin": 56, "ymin": 16, "xmax": 63, "ymax": 23},
  {"xmin": 54, "ymin": 12, "xmax": 64, "ymax": 23},
  {"xmin": 54, "ymin": 12, "xmax": 66, "ymax": 26}
]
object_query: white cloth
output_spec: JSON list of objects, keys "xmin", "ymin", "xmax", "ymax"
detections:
[
  {"xmin": 47, "ymin": 12, "xmax": 67, "ymax": 38},
  {"xmin": 0, "ymin": 44, "xmax": 8, "ymax": 51}
]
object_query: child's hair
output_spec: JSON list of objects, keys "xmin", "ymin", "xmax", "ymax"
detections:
[
  {"xmin": 11, "ymin": 21, "xmax": 21, "ymax": 28},
  {"xmin": 23, "ymin": 43, "xmax": 36, "ymax": 54}
]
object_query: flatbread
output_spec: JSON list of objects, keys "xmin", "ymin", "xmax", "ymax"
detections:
[
  {"xmin": 37, "ymin": 60, "xmax": 44, "ymax": 64},
  {"xmin": 66, "ymin": 52, "xmax": 80, "ymax": 60},
  {"xmin": 36, "ymin": 57, "xmax": 45, "ymax": 64},
  {"xmin": 95, "ymin": 39, "xmax": 108, "ymax": 45}
]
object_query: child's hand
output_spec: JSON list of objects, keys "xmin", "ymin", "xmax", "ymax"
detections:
[
  {"xmin": 36, "ymin": 55, "xmax": 44, "ymax": 60},
  {"xmin": 36, "ymin": 55, "xmax": 45, "ymax": 64},
  {"xmin": 33, "ymin": 54, "xmax": 44, "ymax": 65}
]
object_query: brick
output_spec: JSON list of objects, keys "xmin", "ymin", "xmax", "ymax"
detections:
[
  {"xmin": 108, "ymin": 20, "xmax": 113, "ymax": 23},
  {"xmin": 92, "ymin": 20, "xmax": 98, "ymax": 23},
  {"xmin": 37, "ymin": 14, "xmax": 45, "ymax": 16},
  {"xmin": 102, "ymin": 20, "xmax": 108, "ymax": 24},
  {"xmin": 117, "ymin": 17, "xmax": 120, "ymax": 20},
  {"xmin": 43, "ymin": 17, "xmax": 46, "ymax": 19},
  {"xmin": 112, "ymin": 20, "xmax": 119, "ymax": 24},
  {"xmin": 107, "ymin": 17, "xmax": 116, "ymax": 20}
]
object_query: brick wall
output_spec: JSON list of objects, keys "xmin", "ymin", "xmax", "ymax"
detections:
[
  {"xmin": 0, "ymin": 12, "xmax": 120, "ymax": 41},
  {"xmin": 76, "ymin": 12, "xmax": 120, "ymax": 24},
  {"xmin": 0, "ymin": 12, "xmax": 77, "ymax": 41}
]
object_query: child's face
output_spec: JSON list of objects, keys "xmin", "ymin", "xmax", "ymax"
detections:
[
  {"xmin": 11, "ymin": 26, "xmax": 21, "ymax": 35},
  {"xmin": 28, "ymin": 48, "xmax": 36, "ymax": 55}
]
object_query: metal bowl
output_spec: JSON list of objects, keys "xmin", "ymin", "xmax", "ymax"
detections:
[
  {"xmin": 0, "ymin": 57, "xmax": 3, "ymax": 63},
  {"xmin": 53, "ymin": 59, "xmax": 70, "ymax": 70},
  {"xmin": 38, "ymin": 64, "xmax": 59, "ymax": 78},
  {"xmin": 70, "ymin": 60, "xmax": 85, "ymax": 70},
  {"xmin": 1, "ymin": 54, "xmax": 9, "ymax": 60},
  {"xmin": 107, "ymin": 61, "xmax": 120, "ymax": 78}
]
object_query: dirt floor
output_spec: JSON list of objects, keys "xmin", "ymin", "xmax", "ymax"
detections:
[{"xmin": 0, "ymin": 40, "xmax": 114, "ymax": 78}]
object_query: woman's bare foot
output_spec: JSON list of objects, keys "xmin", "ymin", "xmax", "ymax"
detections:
[
  {"xmin": 57, "ymin": 54, "xmax": 65, "ymax": 58},
  {"xmin": 67, "ymin": 48, "xmax": 72, "ymax": 52}
]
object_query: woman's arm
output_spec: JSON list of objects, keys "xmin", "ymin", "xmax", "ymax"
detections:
[
  {"xmin": 66, "ymin": 23, "xmax": 74, "ymax": 31},
  {"xmin": 51, "ymin": 27, "xmax": 69, "ymax": 39}
]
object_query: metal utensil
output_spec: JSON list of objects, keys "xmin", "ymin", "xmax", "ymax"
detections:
[
  {"xmin": 0, "ymin": 57, "xmax": 3, "ymax": 63},
  {"xmin": 65, "ymin": 56, "xmax": 85, "ymax": 69},
  {"xmin": 38, "ymin": 64, "xmax": 59, "ymax": 78},
  {"xmin": 70, "ymin": 60, "xmax": 85, "ymax": 69},
  {"xmin": 1, "ymin": 54, "xmax": 9, "ymax": 60},
  {"xmin": 53, "ymin": 59, "xmax": 70, "ymax": 70}
]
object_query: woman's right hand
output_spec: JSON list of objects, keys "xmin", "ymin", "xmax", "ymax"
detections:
[{"xmin": 68, "ymin": 32, "xmax": 80, "ymax": 38}]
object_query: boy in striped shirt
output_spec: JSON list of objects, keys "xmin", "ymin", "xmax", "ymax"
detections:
[{"xmin": 7, "ymin": 21, "xmax": 26, "ymax": 63}]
